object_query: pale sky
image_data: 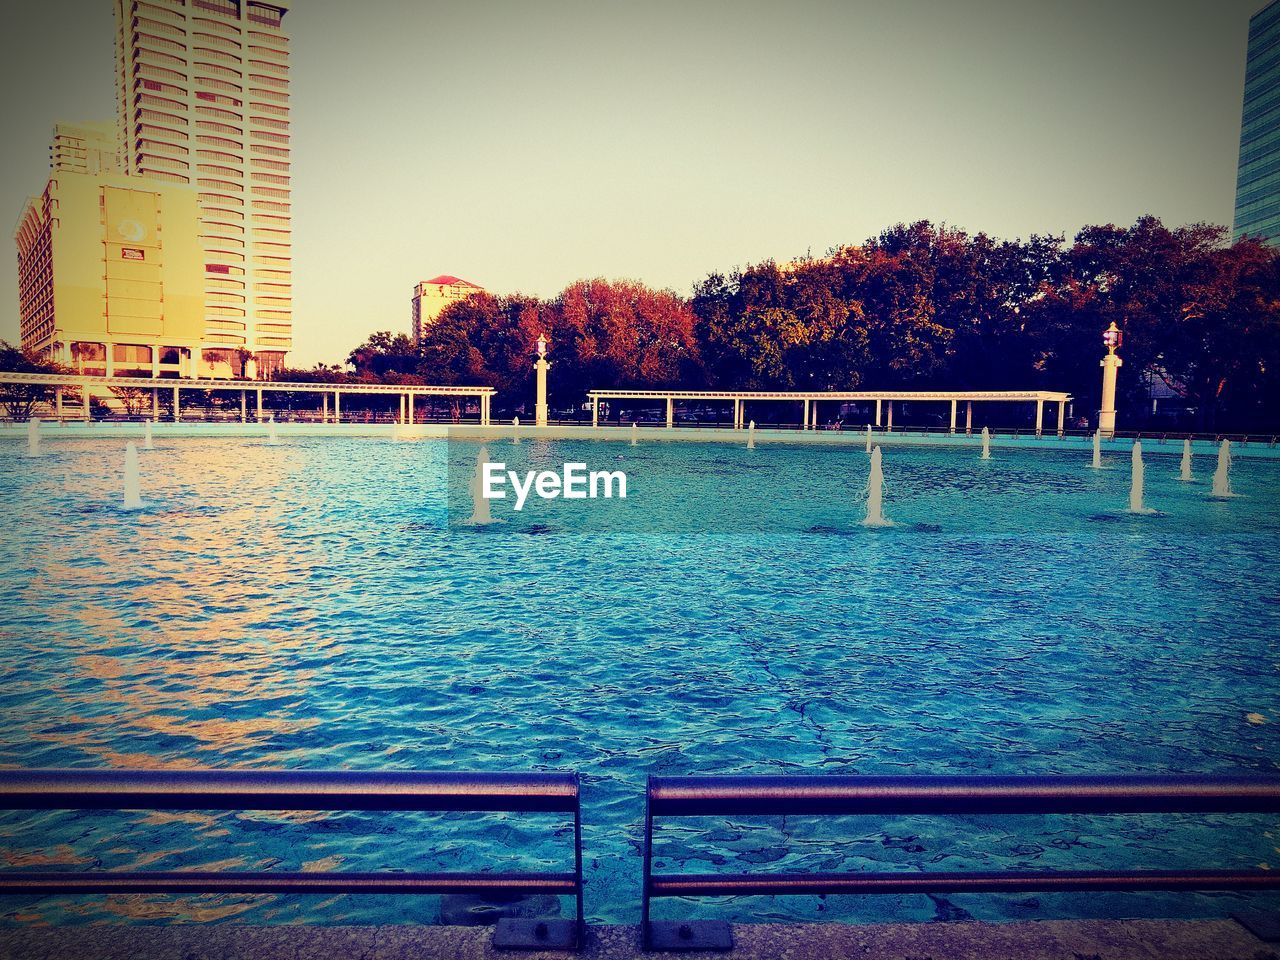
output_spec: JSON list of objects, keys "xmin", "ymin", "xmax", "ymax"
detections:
[{"xmin": 0, "ymin": 0, "xmax": 1263, "ymax": 366}]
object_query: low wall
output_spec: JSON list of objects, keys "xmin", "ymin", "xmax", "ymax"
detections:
[{"xmin": 3, "ymin": 421, "xmax": 1279, "ymax": 459}]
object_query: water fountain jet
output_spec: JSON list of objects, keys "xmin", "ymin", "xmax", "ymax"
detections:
[
  {"xmin": 123, "ymin": 442, "xmax": 143, "ymax": 511},
  {"xmin": 468, "ymin": 444, "xmax": 495, "ymax": 525},
  {"xmin": 1178, "ymin": 438, "xmax": 1193, "ymax": 481},
  {"xmin": 865, "ymin": 424, "xmax": 872, "ymax": 454},
  {"xmin": 747, "ymin": 420, "xmax": 755, "ymax": 450},
  {"xmin": 980, "ymin": 426, "xmax": 991, "ymax": 460},
  {"xmin": 26, "ymin": 418, "xmax": 39, "ymax": 458},
  {"xmin": 863, "ymin": 445, "xmax": 893, "ymax": 527},
  {"xmin": 1128, "ymin": 440, "xmax": 1154, "ymax": 514},
  {"xmin": 631, "ymin": 422, "xmax": 638, "ymax": 447},
  {"xmin": 143, "ymin": 420, "xmax": 154, "ymax": 450},
  {"xmin": 266, "ymin": 416, "xmax": 279, "ymax": 445},
  {"xmin": 1211, "ymin": 439, "xmax": 1233, "ymax": 498},
  {"xmin": 1090, "ymin": 429, "xmax": 1103, "ymax": 469},
  {"xmin": 512, "ymin": 416, "xmax": 520, "ymax": 444}
]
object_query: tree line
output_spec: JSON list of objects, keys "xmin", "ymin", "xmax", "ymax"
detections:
[
  {"xmin": 343, "ymin": 217, "xmax": 1280, "ymax": 431},
  {"xmin": 4, "ymin": 216, "xmax": 1278, "ymax": 429}
]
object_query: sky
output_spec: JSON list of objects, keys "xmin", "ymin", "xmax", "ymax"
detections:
[{"xmin": 0, "ymin": 0, "xmax": 1264, "ymax": 366}]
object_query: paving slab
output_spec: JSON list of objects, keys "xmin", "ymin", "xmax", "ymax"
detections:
[{"xmin": 2, "ymin": 919, "xmax": 1276, "ymax": 960}]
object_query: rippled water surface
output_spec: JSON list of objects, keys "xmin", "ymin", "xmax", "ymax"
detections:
[{"xmin": 1, "ymin": 434, "xmax": 1279, "ymax": 926}]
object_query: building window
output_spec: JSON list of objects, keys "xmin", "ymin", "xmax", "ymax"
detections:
[
  {"xmin": 113, "ymin": 344, "xmax": 153, "ymax": 364},
  {"xmin": 194, "ymin": 0, "xmax": 239, "ymax": 16},
  {"xmin": 247, "ymin": 3, "xmax": 283, "ymax": 26},
  {"xmin": 72, "ymin": 342, "xmax": 106, "ymax": 362}
]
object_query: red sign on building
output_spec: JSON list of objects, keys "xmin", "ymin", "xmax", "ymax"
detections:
[{"xmin": 121, "ymin": 247, "xmax": 145, "ymax": 261}]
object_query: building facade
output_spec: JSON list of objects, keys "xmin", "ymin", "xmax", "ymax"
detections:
[
  {"xmin": 411, "ymin": 275, "xmax": 484, "ymax": 342},
  {"xmin": 114, "ymin": 0, "xmax": 292, "ymax": 376},
  {"xmin": 1234, "ymin": 0, "xmax": 1280, "ymax": 244},
  {"xmin": 15, "ymin": 169, "xmax": 206, "ymax": 377},
  {"xmin": 50, "ymin": 121, "xmax": 120, "ymax": 175}
]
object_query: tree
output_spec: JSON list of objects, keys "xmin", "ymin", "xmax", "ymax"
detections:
[
  {"xmin": 347, "ymin": 331, "xmax": 420, "ymax": 377},
  {"xmin": 109, "ymin": 385, "xmax": 152, "ymax": 417},
  {"xmin": 549, "ymin": 279, "xmax": 701, "ymax": 399},
  {"xmin": 0, "ymin": 341, "xmax": 67, "ymax": 420}
]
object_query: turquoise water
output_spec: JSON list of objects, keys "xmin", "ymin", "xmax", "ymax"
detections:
[{"xmin": 1, "ymin": 435, "xmax": 1278, "ymax": 926}]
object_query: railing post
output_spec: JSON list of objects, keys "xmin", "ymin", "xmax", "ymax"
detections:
[
  {"xmin": 642, "ymin": 782, "xmax": 653, "ymax": 950},
  {"xmin": 643, "ymin": 777, "xmax": 733, "ymax": 952}
]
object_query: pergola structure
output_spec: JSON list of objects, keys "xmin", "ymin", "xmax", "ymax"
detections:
[
  {"xmin": 0, "ymin": 372, "xmax": 495, "ymax": 425},
  {"xmin": 585, "ymin": 389, "xmax": 1074, "ymax": 436}
]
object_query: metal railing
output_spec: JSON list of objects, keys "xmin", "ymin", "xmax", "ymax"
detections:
[
  {"xmin": 641, "ymin": 773, "xmax": 1280, "ymax": 951},
  {"xmin": 0, "ymin": 768, "xmax": 584, "ymax": 951}
]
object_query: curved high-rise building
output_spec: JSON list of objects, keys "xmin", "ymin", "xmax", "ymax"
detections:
[{"xmin": 114, "ymin": 0, "xmax": 292, "ymax": 377}]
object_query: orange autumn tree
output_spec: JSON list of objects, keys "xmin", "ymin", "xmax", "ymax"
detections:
[{"xmin": 541, "ymin": 278, "xmax": 702, "ymax": 403}]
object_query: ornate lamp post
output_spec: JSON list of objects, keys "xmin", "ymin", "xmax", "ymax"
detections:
[
  {"xmin": 534, "ymin": 333, "xmax": 550, "ymax": 427},
  {"xmin": 1099, "ymin": 321, "xmax": 1123, "ymax": 437}
]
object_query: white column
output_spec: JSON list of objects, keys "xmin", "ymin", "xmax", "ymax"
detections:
[
  {"xmin": 802, "ymin": 398, "xmax": 810, "ymax": 432},
  {"xmin": 105, "ymin": 345, "xmax": 115, "ymax": 378},
  {"xmin": 334, "ymin": 391, "xmax": 341, "ymax": 423},
  {"xmin": 240, "ymin": 390, "xmax": 247, "ymax": 423},
  {"xmin": 151, "ymin": 348, "xmax": 159, "ymax": 379},
  {"xmin": 1099, "ymin": 330, "xmax": 1123, "ymax": 437},
  {"xmin": 172, "ymin": 386, "xmax": 180, "ymax": 423},
  {"xmin": 152, "ymin": 388, "xmax": 159, "ymax": 421},
  {"xmin": 534, "ymin": 358, "xmax": 550, "ymax": 426},
  {"xmin": 592, "ymin": 396, "xmax": 599, "ymax": 428},
  {"xmin": 965, "ymin": 401, "xmax": 972, "ymax": 435},
  {"xmin": 400, "ymin": 394, "xmax": 406, "ymax": 424},
  {"xmin": 1057, "ymin": 400, "xmax": 1066, "ymax": 437},
  {"xmin": 735, "ymin": 398, "xmax": 742, "ymax": 429},
  {"xmin": 409, "ymin": 392, "xmax": 415, "ymax": 424},
  {"xmin": 482, "ymin": 394, "xmax": 491, "ymax": 426},
  {"xmin": 812, "ymin": 399, "xmax": 819, "ymax": 430},
  {"xmin": 666, "ymin": 397, "xmax": 674, "ymax": 429},
  {"xmin": 323, "ymin": 393, "xmax": 329, "ymax": 423},
  {"xmin": 949, "ymin": 400, "xmax": 957, "ymax": 434},
  {"xmin": 875, "ymin": 398, "xmax": 882, "ymax": 427},
  {"xmin": 55, "ymin": 387, "xmax": 64, "ymax": 420},
  {"xmin": 1035, "ymin": 398, "xmax": 1044, "ymax": 437},
  {"xmin": 256, "ymin": 388, "xmax": 263, "ymax": 421},
  {"xmin": 886, "ymin": 401, "xmax": 894, "ymax": 431}
]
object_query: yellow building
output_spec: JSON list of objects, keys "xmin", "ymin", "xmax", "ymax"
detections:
[
  {"xmin": 49, "ymin": 121, "xmax": 120, "ymax": 176},
  {"xmin": 411, "ymin": 275, "xmax": 484, "ymax": 342},
  {"xmin": 15, "ymin": 167, "xmax": 207, "ymax": 377},
  {"xmin": 114, "ymin": 0, "xmax": 293, "ymax": 378}
]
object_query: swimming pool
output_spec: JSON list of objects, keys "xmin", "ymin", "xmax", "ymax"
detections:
[{"xmin": 1, "ymin": 433, "xmax": 1278, "ymax": 927}]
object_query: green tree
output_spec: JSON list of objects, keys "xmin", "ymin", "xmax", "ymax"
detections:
[
  {"xmin": 347, "ymin": 331, "xmax": 420, "ymax": 377},
  {"xmin": 0, "ymin": 341, "xmax": 68, "ymax": 419}
]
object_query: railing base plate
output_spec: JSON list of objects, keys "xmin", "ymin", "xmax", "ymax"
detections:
[
  {"xmin": 493, "ymin": 917, "xmax": 579, "ymax": 950},
  {"xmin": 1233, "ymin": 911, "xmax": 1280, "ymax": 943},
  {"xmin": 647, "ymin": 920, "xmax": 733, "ymax": 951}
]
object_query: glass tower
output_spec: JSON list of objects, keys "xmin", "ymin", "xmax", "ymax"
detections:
[{"xmin": 1235, "ymin": 0, "xmax": 1280, "ymax": 244}]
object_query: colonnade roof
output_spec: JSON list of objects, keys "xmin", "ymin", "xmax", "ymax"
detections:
[{"xmin": 586, "ymin": 389, "xmax": 1072, "ymax": 402}]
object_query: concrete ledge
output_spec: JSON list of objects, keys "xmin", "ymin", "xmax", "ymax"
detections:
[
  {"xmin": 1, "ymin": 918, "xmax": 1275, "ymax": 960},
  {"xmin": 4, "ymin": 422, "xmax": 1278, "ymax": 458}
]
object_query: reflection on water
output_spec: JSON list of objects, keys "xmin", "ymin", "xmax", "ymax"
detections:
[{"xmin": 0, "ymin": 436, "xmax": 1278, "ymax": 926}]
